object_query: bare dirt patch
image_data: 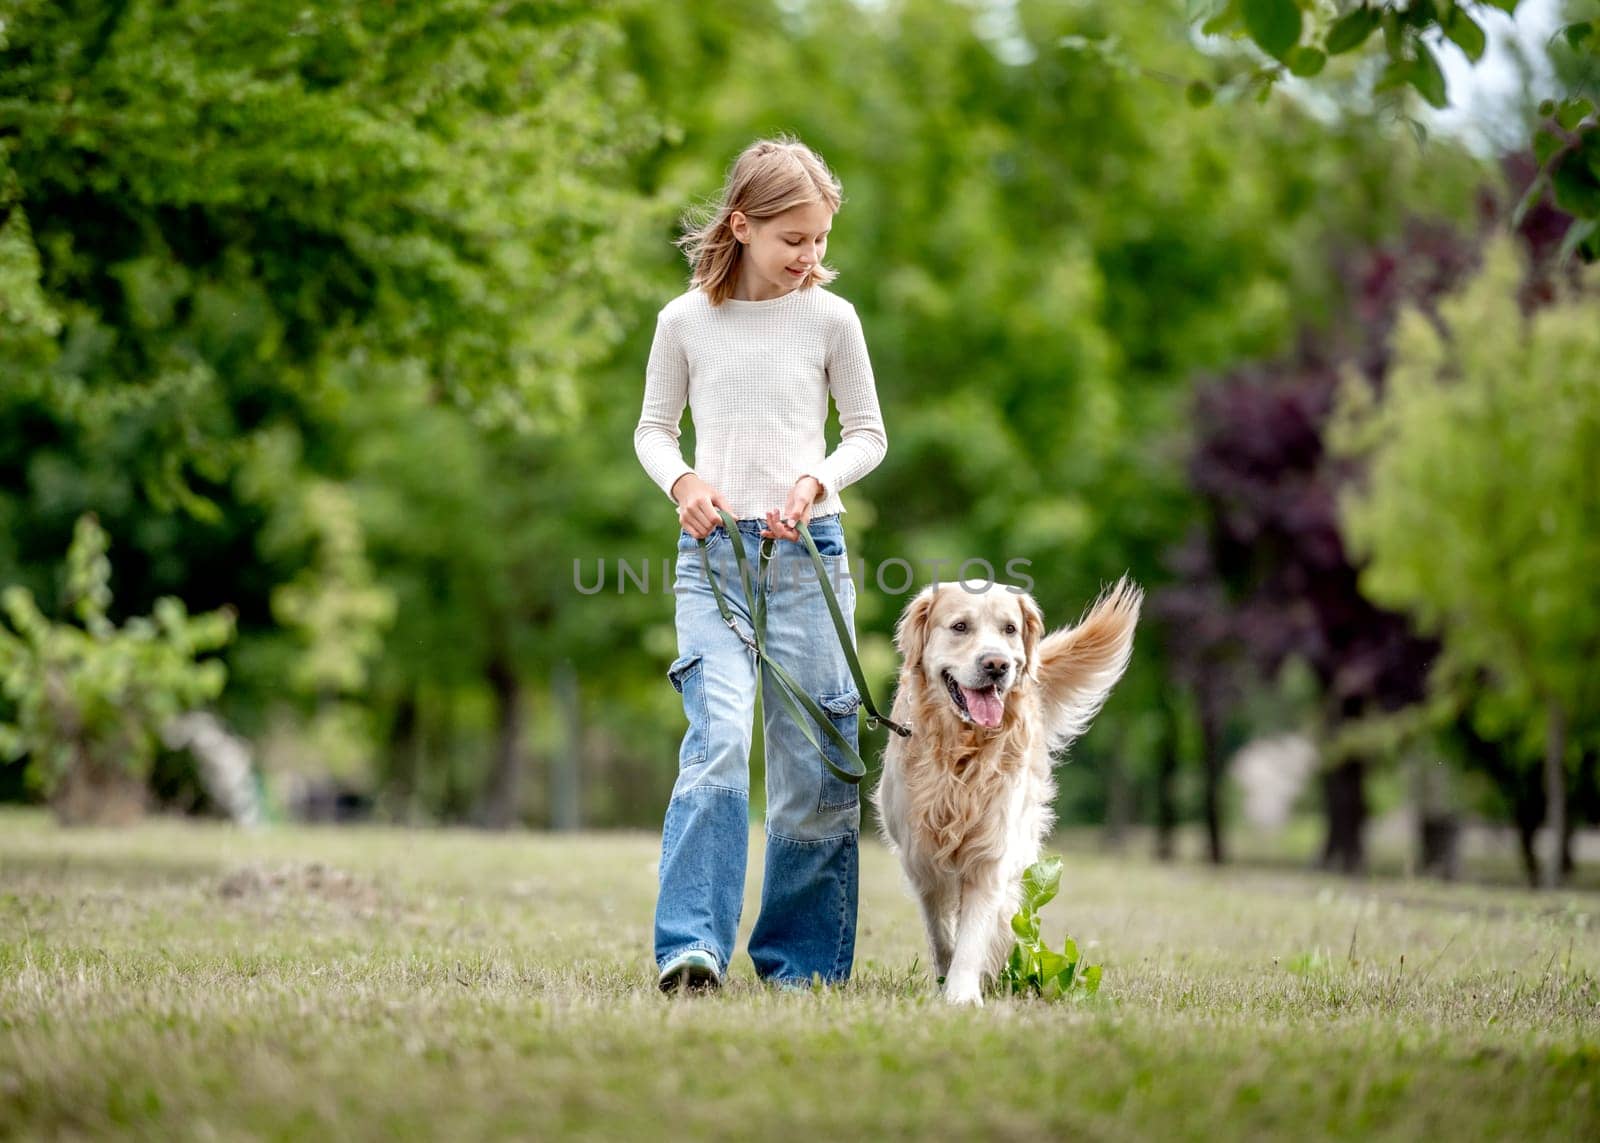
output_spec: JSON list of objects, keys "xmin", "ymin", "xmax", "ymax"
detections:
[{"xmin": 216, "ymin": 862, "xmax": 383, "ymax": 915}]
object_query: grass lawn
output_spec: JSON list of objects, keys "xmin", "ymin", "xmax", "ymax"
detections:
[{"xmin": 1, "ymin": 806, "xmax": 1596, "ymax": 1140}]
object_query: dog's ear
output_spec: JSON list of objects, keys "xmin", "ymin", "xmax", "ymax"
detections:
[
  {"xmin": 895, "ymin": 585, "xmax": 938, "ymax": 671},
  {"xmin": 1018, "ymin": 593, "xmax": 1045, "ymax": 682}
]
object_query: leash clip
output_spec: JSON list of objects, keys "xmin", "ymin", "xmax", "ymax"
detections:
[
  {"xmin": 722, "ymin": 614, "xmax": 758, "ymax": 654},
  {"xmin": 867, "ymin": 715, "xmax": 914, "ymax": 738}
]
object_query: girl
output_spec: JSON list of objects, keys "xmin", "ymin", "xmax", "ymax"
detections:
[{"xmin": 634, "ymin": 136, "xmax": 888, "ymax": 993}]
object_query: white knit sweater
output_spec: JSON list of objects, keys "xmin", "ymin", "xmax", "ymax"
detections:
[{"xmin": 633, "ymin": 285, "xmax": 888, "ymax": 521}]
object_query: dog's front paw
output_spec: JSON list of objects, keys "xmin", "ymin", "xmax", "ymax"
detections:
[{"xmin": 944, "ymin": 977, "xmax": 984, "ymax": 1007}]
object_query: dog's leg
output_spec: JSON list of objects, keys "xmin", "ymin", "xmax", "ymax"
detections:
[
  {"xmin": 915, "ymin": 880, "xmax": 956, "ymax": 981},
  {"xmin": 983, "ymin": 904, "xmax": 1017, "ymax": 983},
  {"xmin": 943, "ymin": 879, "xmax": 1005, "ymax": 1006}
]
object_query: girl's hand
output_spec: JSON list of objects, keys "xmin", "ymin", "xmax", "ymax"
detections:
[
  {"xmin": 673, "ymin": 473, "xmax": 733, "ymax": 539},
  {"xmin": 763, "ymin": 476, "xmax": 823, "ymax": 541}
]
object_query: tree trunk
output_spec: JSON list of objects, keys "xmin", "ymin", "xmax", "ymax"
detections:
[
  {"xmin": 1508, "ymin": 773, "xmax": 1544, "ymax": 887},
  {"xmin": 1459, "ymin": 710, "xmax": 1544, "ymax": 886},
  {"xmin": 1418, "ymin": 814, "xmax": 1460, "ymax": 880},
  {"xmin": 1155, "ymin": 730, "xmax": 1178, "ymax": 863},
  {"xmin": 1198, "ymin": 685, "xmax": 1225, "ymax": 865},
  {"xmin": 1515, "ymin": 815, "xmax": 1540, "ymax": 887},
  {"xmin": 1413, "ymin": 751, "xmax": 1459, "ymax": 880},
  {"xmin": 51, "ymin": 747, "xmax": 147, "ymax": 826},
  {"xmin": 1563, "ymin": 748, "xmax": 1595, "ymax": 878},
  {"xmin": 1103, "ymin": 749, "xmax": 1128, "ymax": 852},
  {"xmin": 435, "ymin": 689, "xmax": 465, "ymax": 822},
  {"xmin": 550, "ymin": 658, "xmax": 581, "ymax": 831},
  {"xmin": 480, "ymin": 649, "xmax": 524, "ymax": 830},
  {"xmin": 1541, "ymin": 696, "xmax": 1567, "ymax": 890},
  {"xmin": 383, "ymin": 687, "xmax": 421, "ymax": 824},
  {"xmin": 1320, "ymin": 759, "xmax": 1367, "ymax": 874}
]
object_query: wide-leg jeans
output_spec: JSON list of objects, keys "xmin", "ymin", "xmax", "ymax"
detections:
[{"xmin": 653, "ymin": 513, "xmax": 862, "ymax": 985}]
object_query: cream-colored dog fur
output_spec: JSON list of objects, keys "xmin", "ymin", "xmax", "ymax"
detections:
[{"xmin": 870, "ymin": 577, "xmax": 1141, "ymax": 1006}]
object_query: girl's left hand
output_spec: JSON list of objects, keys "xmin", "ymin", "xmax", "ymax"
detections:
[{"xmin": 763, "ymin": 477, "xmax": 822, "ymax": 541}]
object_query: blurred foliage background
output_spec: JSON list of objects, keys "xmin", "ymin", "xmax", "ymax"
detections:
[{"xmin": 1, "ymin": 0, "xmax": 1596, "ymax": 886}]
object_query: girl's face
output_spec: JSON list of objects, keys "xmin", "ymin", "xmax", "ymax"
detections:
[{"xmin": 729, "ymin": 201, "xmax": 833, "ymax": 301}]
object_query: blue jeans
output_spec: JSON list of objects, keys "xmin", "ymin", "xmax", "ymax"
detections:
[{"xmin": 654, "ymin": 513, "xmax": 861, "ymax": 985}]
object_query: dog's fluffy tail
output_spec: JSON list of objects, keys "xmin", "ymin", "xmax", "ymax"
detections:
[{"xmin": 1035, "ymin": 577, "xmax": 1142, "ymax": 756}]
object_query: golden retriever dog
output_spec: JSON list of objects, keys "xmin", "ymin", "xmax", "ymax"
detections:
[{"xmin": 869, "ymin": 576, "xmax": 1141, "ymax": 1005}]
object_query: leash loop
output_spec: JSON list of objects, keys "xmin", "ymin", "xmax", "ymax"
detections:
[{"xmin": 692, "ymin": 508, "xmax": 911, "ymax": 787}]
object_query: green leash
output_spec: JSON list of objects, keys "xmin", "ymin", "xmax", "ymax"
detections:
[{"xmin": 695, "ymin": 508, "xmax": 911, "ymax": 785}]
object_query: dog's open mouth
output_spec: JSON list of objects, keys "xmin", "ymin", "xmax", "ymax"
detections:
[{"xmin": 943, "ymin": 670, "xmax": 1006, "ymax": 729}]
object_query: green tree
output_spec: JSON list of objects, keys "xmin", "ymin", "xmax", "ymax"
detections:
[
  {"xmin": 611, "ymin": 0, "xmax": 1490, "ymax": 833},
  {"xmin": 1330, "ymin": 235, "xmax": 1600, "ymax": 886},
  {"xmin": 0, "ymin": 0, "xmax": 1505, "ymax": 833},
  {"xmin": 0, "ymin": 514, "xmax": 235, "ymax": 823},
  {"xmin": 0, "ymin": 0, "xmax": 660, "ymax": 451},
  {"xmin": 1185, "ymin": 1, "xmax": 1600, "ymax": 262},
  {"xmin": 0, "ymin": 1, "xmax": 666, "ymax": 812}
]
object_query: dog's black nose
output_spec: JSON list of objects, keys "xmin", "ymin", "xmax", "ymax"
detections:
[{"xmin": 980, "ymin": 654, "xmax": 1009, "ymax": 680}]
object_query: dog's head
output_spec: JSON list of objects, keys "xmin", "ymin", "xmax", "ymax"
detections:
[{"xmin": 895, "ymin": 579, "xmax": 1044, "ymax": 730}]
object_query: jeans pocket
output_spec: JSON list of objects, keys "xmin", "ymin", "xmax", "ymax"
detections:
[
  {"xmin": 680, "ymin": 527, "xmax": 729, "ymax": 554},
  {"xmin": 805, "ymin": 526, "xmax": 845, "ymax": 559},
  {"xmin": 668, "ymin": 653, "xmax": 708, "ymax": 769},
  {"xmin": 816, "ymin": 688, "xmax": 862, "ymax": 812}
]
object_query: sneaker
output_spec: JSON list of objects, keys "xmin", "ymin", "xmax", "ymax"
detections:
[{"xmin": 658, "ymin": 949, "xmax": 722, "ymax": 994}]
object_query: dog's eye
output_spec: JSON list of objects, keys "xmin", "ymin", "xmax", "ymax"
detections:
[
  {"xmin": 1005, "ymin": 623, "xmax": 1017, "ymax": 635},
  {"xmin": 951, "ymin": 621, "xmax": 967, "ymax": 633}
]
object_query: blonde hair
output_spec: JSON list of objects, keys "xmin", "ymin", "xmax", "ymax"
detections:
[{"xmin": 678, "ymin": 134, "xmax": 844, "ymax": 305}]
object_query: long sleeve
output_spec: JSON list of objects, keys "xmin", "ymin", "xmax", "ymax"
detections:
[
  {"xmin": 804, "ymin": 303, "xmax": 888, "ymax": 498},
  {"xmin": 633, "ymin": 310, "xmax": 696, "ymax": 504}
]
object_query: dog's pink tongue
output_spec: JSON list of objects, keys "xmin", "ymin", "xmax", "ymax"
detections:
[{"xmin": 962, "ymin": 686, "xmax": 1004, "ymax": 728}]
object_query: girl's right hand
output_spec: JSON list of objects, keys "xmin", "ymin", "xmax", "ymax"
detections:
[{"xmin": 672, "ymin": 474, "xmax": 733, "ymax": 539}]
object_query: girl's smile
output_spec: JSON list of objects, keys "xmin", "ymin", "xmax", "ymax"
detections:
[{"xmin": 730, "ymin": 200, "xmax": 834, "ymax": 301}]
